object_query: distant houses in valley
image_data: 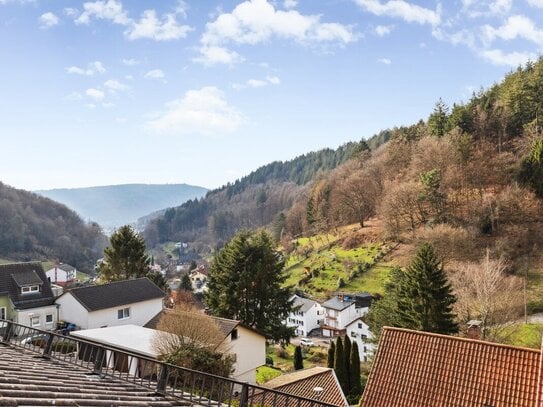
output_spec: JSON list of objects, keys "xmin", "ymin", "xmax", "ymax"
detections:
[
  {"xmin": 285, "ymin": 294, "xmax": 324, "ymax": 337},
  {"xmin": 45, "ymin": 263, "xmax": 77, "ymax": 287}
]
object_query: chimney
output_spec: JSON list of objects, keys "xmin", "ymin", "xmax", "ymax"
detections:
[{"xmin": 467, "ymin": 320, "xmax": 482, "ymax": 340}]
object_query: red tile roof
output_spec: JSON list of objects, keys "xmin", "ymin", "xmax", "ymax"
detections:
[{"xmin": 361, "ymin": 327, "xmax": 541, "ymax": 407}]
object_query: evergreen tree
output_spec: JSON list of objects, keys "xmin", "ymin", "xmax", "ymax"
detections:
[
  {"xmin": 205, "ymin": 230, "xmax": 294, "ymax": 341},
  {"xmin": 146, "ymin": 271, "xmax": 167, "ymax": 291},
  {"xmin": 181, "ymin": 273, "xmax": 193, "ymax": 291},
  {"xmin": 99, "ymin": 225, "xmax": 150, "ymax": 281},
  {"xmin": 327, "ymin": 340, "xmax": 335, "ymax": 368},
  {"xmin": 343, "ymin": 335, "xmax": 352, "ymax": 394},
  {"xmin": 334, "ymin": 337, "xmax": 348, "ymax": 393},
  {"xmin": 428, "ymin": 98, "xmax": 450, "ymax": 138},
  {"xmin": 349, "ymin": 342, "xmax": 362, "ymax": 402},
  {"xmin": 397, "ymin": 243, "xmax": 458, "ymax": 334},
  {"xmin": 293, "ymin": 346, "xmax": 304, "ymax": 370}
]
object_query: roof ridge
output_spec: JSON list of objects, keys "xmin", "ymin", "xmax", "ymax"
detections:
[
  {"xmin": 267, "ymin": 367, "xmax": 333, "ymax": 387},
  {"xmin": 69, "ymin": 276, "xmax": 149, "ymax": 291},
  {"xmin": 0, "ymin": 261, "xmax": 43, "ymax": 268},
  {"xmin": 383, "ymin": 326, "xmax": 541, "ymax": 353}
]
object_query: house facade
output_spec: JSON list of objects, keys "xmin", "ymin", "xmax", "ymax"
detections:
[
  {"xmin": 45, "ymin": 263, "xmax": 76, "ymax": 287},
  {"xmin": 0, "ymin": 262, "xmax": 58, "ymax": 330},
  {"xmin": 285, "ymin": 295, "xmax": 324, "ymax": 337},
  {"xmin": 321, "ymin": 293, "xmax": 372, "ymax": 337},
  {"xmin": 55, "ymin": 278, "xmax": 164, "ymax": 329},
  {"xmin": 345, "ymin": 317, "xmax": 374, "ymax": 362}
]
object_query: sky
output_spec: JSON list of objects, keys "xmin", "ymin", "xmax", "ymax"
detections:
[{"xmin": 1, "ymin": 0, "xmax": 542, "ymax": 191}]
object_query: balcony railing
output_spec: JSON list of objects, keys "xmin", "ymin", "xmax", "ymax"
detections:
[{"xmin": 0, "ymin": 320, "xmax": 337, "ymax": 407}]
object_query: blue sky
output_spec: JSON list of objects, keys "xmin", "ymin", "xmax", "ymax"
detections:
[{"xmin": 1, "ymin": 0, "xmax": 542, "ymax": 190}]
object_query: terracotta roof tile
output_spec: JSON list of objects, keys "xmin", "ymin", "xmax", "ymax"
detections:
[
  {"xmin": 263, "ymin": 367, "xmax": 348, "ymax": 407},
  {"xmin": 360, "ymin": 327, "xmax": 541, "ymax": 407}
]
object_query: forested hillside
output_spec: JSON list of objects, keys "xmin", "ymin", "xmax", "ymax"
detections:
[
  {"xmin": 0, "ymin": 182, "xmax": 107, "ymax": 270},
  {"xmin": 144, "ymin": 141, "xmax": 370, "ymax": 250},
  {"xmin": 37, "ymin": 183, "xmax": 208, "ymax": 229}
]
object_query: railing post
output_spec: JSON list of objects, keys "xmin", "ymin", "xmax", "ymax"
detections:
[
  {"xmin": 2, "ymin": 321, "xmax": 12, "ymax": 343},
  {"xmin": 239, "ymin": 382, "xmax": 249, "ymax": 407},
  {"xmin": 93, "ymin": 346, "xmax": 105, "ymax": 374},
  {"xmin": 156, "ymin": 364, "xmax": 168, "ymax": 394},
  {"xmin": 42, "ymin": 333, "xmax": 55, "ymax": 358}
]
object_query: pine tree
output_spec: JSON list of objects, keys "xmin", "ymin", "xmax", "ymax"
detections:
[
  {"xmin": 181, "ymin": 273, "xmax": 193, "ymax": 291},
  {"xmin": 397, "ymin": 243, "xmax": 458, "ymax": 334},
  {"xmin": 349, "ymin": 342, "xmax": 362, "ymax": 402},
  {"xmin": 327, "ymin": 340, "xmax": 335, "ymax": 368},
  {"xmin": 343, "ymin": 335, "xmax": 352, "ymax": 394},
  {"xmin": 205, "ymin": 230, "xmax": 294, "ymax": 341},
  {"xmin": 99, "ymin": 225, "xmax": 150, "ymax": 282},
  {"xmin": 293, "ymin": 346, "xmax": 304, "ymax": 370},
  {"xmin": 334, "ymin": 337, "xmax": 348, "ymax": 393}
]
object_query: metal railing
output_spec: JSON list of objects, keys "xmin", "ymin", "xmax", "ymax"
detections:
[{"xmin": 0, "ymin": 320, "xmax": 337, "ymax": 407}]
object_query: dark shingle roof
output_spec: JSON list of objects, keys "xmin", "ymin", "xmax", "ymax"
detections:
[
  {"xmin": 322, "ymin": 297, "xmax": 352, "ymax": 311},
  {"xmin": 57, "ymin": 263, "xmax": 76, "ymax": 272},
  {"xmin": 360, "ymin": 327, "xmax": 541, "ymax": 407},
  {"xmin": 0, "ymin": 344, "xmax": 187, "ymax": 406},
  {"xmin": 65, "ymin": 278, "xmax": 165, "ymax": 312},
  {"xmin": 0, "ymin": 262, "xmax": 55, "ymax": 310},
  {"xmin": 292, "ymin": 295, "xmax": 318, "ymax": 313}
]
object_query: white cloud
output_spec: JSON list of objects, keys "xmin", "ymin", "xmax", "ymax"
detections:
[
  {"xmin": 193, "ymin": 46, "xmax": 244, "ymax": 66},
  {"xmin": 195, "ymin": 0, "xmax": 357, "ymax": 65},
  {"xmin": 375, "ymin": 24, "xmax": 393, "ymax": 36},
  {"xmin": 479, "ymin": 49, "xmax": 537, "ymax": 66},
  {"xmin": 122, "ymin": 58, "xmax": 139, "ymax": 65},
  {"xmin": 266, "ymin": 75, "xmax": 280, "ymax": 85},
  {"xmin": 527, "ymin": 0, "xmax": 543, "ymax": 7},
  {"xmin": 377, "ymin": 57, "xmax": 392, "ymax": 64},
  {"xmin": 481, "ymin": 15, "xmax": 543, "ymax": 46},
  {"xmin": 125, "ymin": 9, "xmax": 192, "ymax": 41},
  {"xmin": 65, "ymin": 61, "xmax": 105, "ymax": 76},
  {"xmin": 144, "ymin": 69, "xmax": 165, "ymax": 79},
  {"xmin": 355, "ymin": 0, "xmax": 440, "ymax": 26},
  {"xmin": 75, "ymin": 0, "xmax": 130, "ymax": 25},
  {"xmin": 39, "ymin": 12, "xmax": 59, "ymax": 28},
  {"xmin": 283, "ymin": 0, "xmax": 297, "ymax": 8},
  {"xmin": 234, "ymin": 75, "xmax": 281, "ymax": 89},
  {"xmin": 63, "ymin": 7, "xmax": 79, "ymax": 17},
  {"xmin": 247, "ymin": 79, "xmax": 268, "ymax": 88},
  {"xmin": 147, "ymin": 86, "xmax": 245, "ymax": 135},
  {"xmin": 86, "ymin": 88, "xmax": 105, "ymax": 101},
  {"xmin": 104, "ymin": 79, "xmax": 129, "ymax": 91}
]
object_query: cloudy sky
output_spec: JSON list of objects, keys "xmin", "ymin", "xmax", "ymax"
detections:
[{"xmin": 1, "ymin": 0, "xmax": 542, "ymax": 190}]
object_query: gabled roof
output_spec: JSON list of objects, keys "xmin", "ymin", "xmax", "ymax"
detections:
[
  {"xmin": 55, "ymin": 263, "xmax": 76, "ymax": 272},
  {"xmin": 344, "ymin": 317, "xmax": 369, "ymax": 329},
  {"xmin": 322, "ymin": 296, "xmax": 353, "ymax": 311},
  {"xmin": 291, "ymin": 295, "xmax": 318, "ymax": 313},
  {"xmin": 62, "ymin": 277, "xmax": 164, "ymax": 312},
  {"xmin": 264, "ymin": 367, "xmax": 348, "ymax": 407},
  {"xmin": 0, "ymin": 262, "xmax": 55, "ymax": 310},
  {"xmin": 360, "ymin": 327, "xmax": 541, "ymax": 407}
]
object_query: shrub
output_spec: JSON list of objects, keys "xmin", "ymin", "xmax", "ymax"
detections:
[
  {"xmin": 337, "ymin": 277, "xmax": 346, "ymax": 289},
  {"xmin": 275, "ymin": 347, "xmax": 289, "ymax": 359},
  {"xmin": 265, "ymin": 356, "xmax": 274, "ymax": 366}
]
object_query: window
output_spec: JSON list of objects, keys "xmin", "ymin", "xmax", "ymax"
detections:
[
  {"xmin": 350, "ymin": 331, "xmax": 357, "ymax": 337},
  {"xmin": 0, "ymin": 307, "xmax": 5, "ymax": 320},
  {"xmin": 45, "ymin": 314, "xmax": 53, "ymax": 324},
  {"xmin": 30, "ymin": 316, "xmax": 40, "ymax": 327},
  {"xmin": 231, "ymin": 328, "xmax": 238, "ymax": 340},
  {"xmin": 21, "ymin": 285, "xmax": 39, "ymax": 294},
  {"xmin": 361, "ymin": 334, "xmax": 367, "ymax": 339},
  {"xmin": 117, "ymin": 307, "xmax": 130, "ymax": 319},
  {"xmin": 358, "ymin": 322, "xmax": 363, "ymax": 329}
]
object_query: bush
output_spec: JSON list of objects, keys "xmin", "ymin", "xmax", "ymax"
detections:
[
  {"xmin": 265, "ymin": 356, "xmax": 274, "ymax": 366},
  {"xmin": 275, "ymin": 347, "xmax": 289, "ymax": 359},
  {"xmin": 337, "ymin": 277, "xmax": 346, "ymax": 289}
]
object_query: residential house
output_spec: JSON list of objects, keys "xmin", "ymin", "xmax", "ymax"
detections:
[
  {"xmin": 189, "ymin": 266, "xmax": 208, "ymax": 293},
  {"xmin": 55, "ymin": 277, "xmax": 164, "ymax": 329},
  {"xmin": 360, "ymin": 327, "xmax": 541, "ymax": 406},
  {"xmin": 45, "ymin": 263, "xmax": 76, "ymax": 287},
  {"xmin": 263, "ymin": 366, "xmax": 348, "ymax": 407},
  {"xmin": 321, "ymin": 293, "xmax": 372, "ymax": 337},
  {"xmin": 344, "ymin": 317, "xmax": 374, "ymax": 362},
  {"xmin": 285, "ymin": 294, "xmax": 324, "ymax": 337},
  {"xmin": 146, "ymin": 310, "xmax": 267, "ymax": 384},
  {"xmin": 0, "ymin": 262, "xmax": 57, "ymax": 330}
]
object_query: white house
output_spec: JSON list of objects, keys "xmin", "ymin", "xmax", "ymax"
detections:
[
  {"xmin": 0, "ymin": 262, "xmax": 58, "ymax": 331},
  {"xmin": 345, "ymin": 317, "xmax": 375, "ymax": 362},
  {"xmin": 189, "ymin": 268, "xmax": 208, "ymax": 293},
  {"xmin": 55, "ymin": 278, "xmax": 164, "ymax": 330},
  {"xmin": 321, "ymin": 293, "xmax": 372, "ymax": 337},
  {"xmin": 146, "ymin": 311, "xmax": 267, "ymax": 384},
  {"xmin": 285, "ymin": 295, "xmax": 324, "ymax": 337},
  {"xmin": 45, "ymin": 263, "xmax": 76, "ymax": 287}
]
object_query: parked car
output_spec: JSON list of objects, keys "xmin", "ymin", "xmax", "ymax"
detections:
[{"xmin": 300, "ymin": 337, "xmax": 314, "ymax": 346}]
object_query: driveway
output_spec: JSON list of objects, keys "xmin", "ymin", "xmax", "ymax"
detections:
[{"xmin": 291, "ymin": 336, "xmax": 331, "ymax": 348}]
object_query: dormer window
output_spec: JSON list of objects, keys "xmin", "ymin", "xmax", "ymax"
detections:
[{"xmin": 21, "ymin": 285, "xmax": 39, "ymax": 294}]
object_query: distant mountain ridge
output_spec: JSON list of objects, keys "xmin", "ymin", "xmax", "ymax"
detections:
[{"xmin": 36, "ymin": 183, "xmax": 208, "ymax": 229}]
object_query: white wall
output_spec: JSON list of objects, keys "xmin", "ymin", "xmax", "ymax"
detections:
[
  {"xmin": 15, "ymin": 304, "xmax": 58, "ymax": 331},
  {"xmin": 286, "ymin": 301, "xmax": 324, "ymax": 337},
  {"xmin": 56, "ymin": 293, "xmax": 163, "ymax": 329},
  {"xmin": 46, "ymin": 267, "xmax": 75, "ymax": 284},
  {"xmin": 345, "ymin": 319, "xmax": 374, "ymax": 362},
  {"xmin": 223, "ymin": 326, "xmax": 266, "ymax": 384},
  {"xmin": 323, "ymin": 304, "xmax": 369, "ymax": 336}
]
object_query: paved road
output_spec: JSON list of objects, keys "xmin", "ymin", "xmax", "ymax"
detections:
[{"xmin": 290, "ymin": 336, "xmax": 331, "ymax": 348}]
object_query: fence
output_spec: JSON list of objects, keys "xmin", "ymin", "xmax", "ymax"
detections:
[{"xmin": 0, "ymin": 320, "xmax": 336, "ymax": 407}]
